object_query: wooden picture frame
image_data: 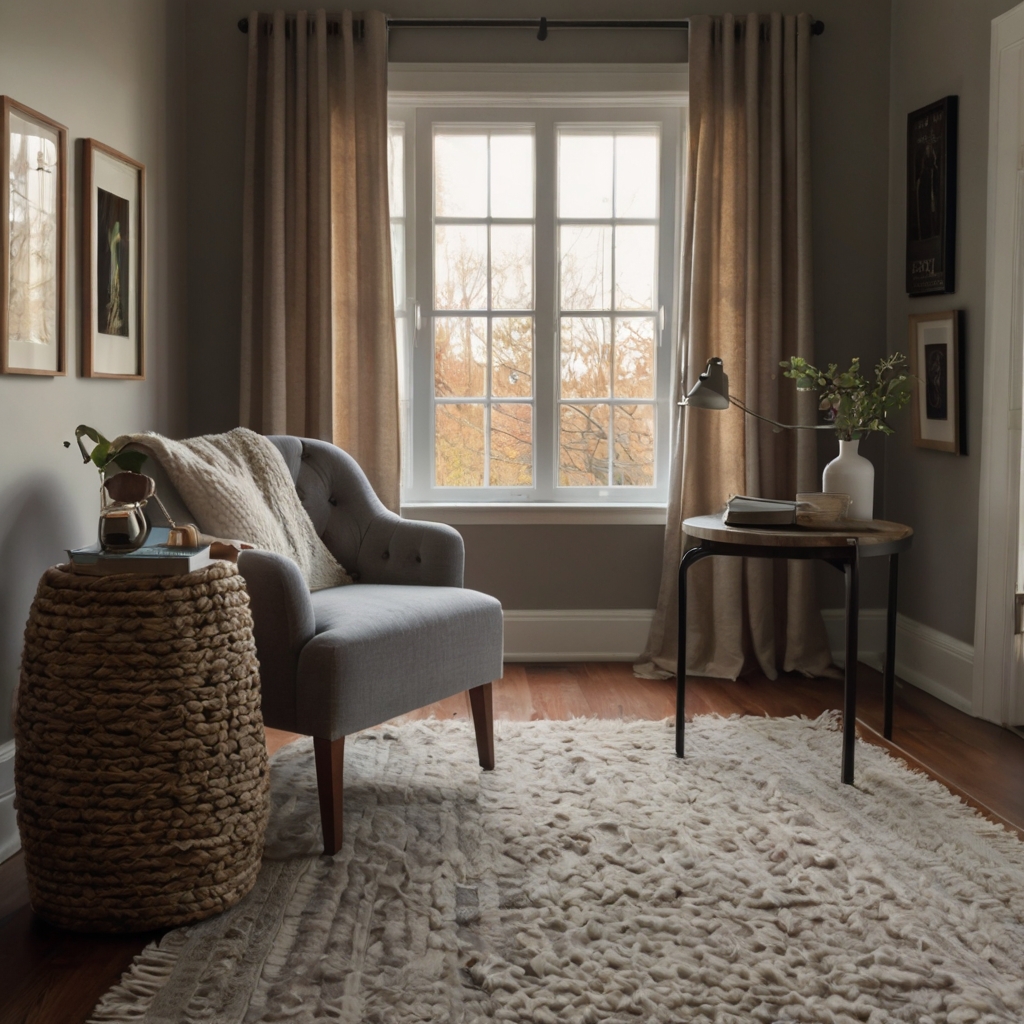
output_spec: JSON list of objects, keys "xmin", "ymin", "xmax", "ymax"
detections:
[
  {"xmin": 909, "ymin": 310, "xmax": 965, "ymax": 454},
  {"xmin": 0, "ymin": 96, "xmax": 67, "ymax": 376},
  {"xmin": 81, "ymin": 139, "xmax": 145, "ymax": 379},
  {"xmin": 906, "ymin": 96, "xmax": 958, "ymax": 296}
]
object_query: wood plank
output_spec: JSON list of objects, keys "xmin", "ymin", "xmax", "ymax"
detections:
[
  {"xmin": 490, "ymin": 664, "xmax": 536, "ymax": 721},
  {"xmin": 265, "ymin": 727, "xmax": 303, "ymax": 757},
  {"xmin": 581, "ymin": 663, "xmax": 674, "ymax": 719},
  {"xmin": 523, "ymin": 663, "xmax": 594, "ymax": 719},
  {"xmin": 0, "ymin": 902, "xmax": 163, "ymax": 1024}
]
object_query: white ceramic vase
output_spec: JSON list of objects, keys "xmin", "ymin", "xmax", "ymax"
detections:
[{"xmin": 822, "ymin": 439, "xmax": 874, "ymax": 520}]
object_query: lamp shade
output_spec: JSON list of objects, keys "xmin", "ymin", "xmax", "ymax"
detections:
[{"xmin": 682, "ymin": 357, "xmax": 729, "ymax": 409}]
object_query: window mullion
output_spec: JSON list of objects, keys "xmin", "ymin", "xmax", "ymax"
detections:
[
  {"xmin": 609, "ymin": 138, "xmax": 618, "ymax": 487},
  {"xmin": 533, "ymin": 110, "xmax": 556, "ymax": 501},
  {"xmin": 413, "ymin": 108, "xmax": 434, "ymax": 498}
]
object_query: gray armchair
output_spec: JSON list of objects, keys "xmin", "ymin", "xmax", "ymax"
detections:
[{"xmin": 143, "ymin": 436, "xmax": 504, "ymax": 855}]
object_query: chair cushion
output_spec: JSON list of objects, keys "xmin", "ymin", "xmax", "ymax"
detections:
[{"xmin": 295, "ymin": 584, "xmax": 504, "ymax": 738}]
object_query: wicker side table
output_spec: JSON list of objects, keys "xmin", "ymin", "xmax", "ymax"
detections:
[{"xmin": 14, "ymin": 561, "xmax": 270, "ymax": 932}]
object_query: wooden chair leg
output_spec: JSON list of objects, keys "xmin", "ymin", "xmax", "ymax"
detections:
[
  {"xmin": 468, "ymin": 682, "xmax": 495, "ymax": 770},
  {"xmin": 313, "ymin": 735, "xmax": 345, "ymax": 855}
]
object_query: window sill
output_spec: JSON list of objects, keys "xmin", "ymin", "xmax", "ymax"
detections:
[{"xmin": 400, "ymin": 502, "xmax": 668, "ymax": 526}]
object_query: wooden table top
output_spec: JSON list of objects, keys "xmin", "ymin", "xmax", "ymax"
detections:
[{"xmin": 683, "ymin": 513, "xmax": 913, "ymax": 553}]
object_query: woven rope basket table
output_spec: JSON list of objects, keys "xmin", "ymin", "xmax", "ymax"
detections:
[{"xmin": 14, "ymin": 561, "xmax": 270, "ymax": 932}]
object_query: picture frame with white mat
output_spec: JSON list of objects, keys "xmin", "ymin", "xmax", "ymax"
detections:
[
  {"xmin": 1, "ymin": 96, "xmax": 68, "ymax": 376},
  {"xmin": 81, "ymin": 139, "xmax": 145, "ymax": 379},
  {"xmin": 908, "ymin": 309, "xmax": 965, "ymax": 454}
]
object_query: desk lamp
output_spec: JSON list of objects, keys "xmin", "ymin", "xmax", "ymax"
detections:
[{"xmin": 681, "ymin": 357, "xmax": 832, "ymax": 431}]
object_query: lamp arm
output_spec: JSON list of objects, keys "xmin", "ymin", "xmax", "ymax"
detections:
[{"xmin": 728, "ymin": 395, "xmax": 835, "ymax": 431}]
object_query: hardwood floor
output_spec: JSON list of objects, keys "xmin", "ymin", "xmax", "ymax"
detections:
[{"xmin": 2, "ymin": 661, "xmax": 1023, "ymax": 1024}]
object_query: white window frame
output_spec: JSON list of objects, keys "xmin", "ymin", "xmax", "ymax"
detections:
[{"xmin": 389, "ymin": 66, "xmax": 686, "ymax": 521}]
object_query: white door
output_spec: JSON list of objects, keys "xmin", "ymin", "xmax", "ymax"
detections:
[{"xmin": 974, "ymin": 1, "xmax": 1024, "ymax": 725}]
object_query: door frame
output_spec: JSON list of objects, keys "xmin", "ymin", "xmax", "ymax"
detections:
[{"xmin": 973, "ymin": 1, "xmax": 1024, "ymax": 725}]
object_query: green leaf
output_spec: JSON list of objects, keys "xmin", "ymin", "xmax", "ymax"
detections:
[
  {"xmin": 74, "ymin": 424, "xmax": 109, "ymax": 466},
  {"xmin": 110, "ymin": 450, "xmax": 147, "ymax": 475},
  {"xmin": 89, "ymin": 440, "xmax": 112, "ymax": 469}
]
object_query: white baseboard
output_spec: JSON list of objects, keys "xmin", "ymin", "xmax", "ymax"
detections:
[
  {"xmin": 821, "ymin": 608, "xmax": 974, "ymax": 714},
  {"xmin": 0, "ymin": 740, "xmax": 18, "ymax": 864},
  {"xmin": 500, "ymin": 606, "xmax": 975, "ymax": 715},
  {"xmin": 503, "ymin": 609, "xmax": 655, "ymax": 662}
]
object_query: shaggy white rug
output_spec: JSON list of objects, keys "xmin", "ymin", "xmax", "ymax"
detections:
[{"xmin": 90, "ymin": 714, "xmax": 1024, "ymax": 1024}]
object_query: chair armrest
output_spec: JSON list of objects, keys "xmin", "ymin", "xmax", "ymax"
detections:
[
  {"xmin": 355, "ymin": 514, "xmax": 465, "ymax": 588},
  {"xmin": 237, "ymin": 550, "xmax": 315, "ymax": 733}
]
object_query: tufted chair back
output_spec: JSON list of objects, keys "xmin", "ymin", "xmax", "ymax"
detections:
[
  {"xmin": 139, "ymin": 434, "xmax": 463, "ymax": 589},
  {"xmin": 268, "ymin": 436, "xmax": 463, "ymax": 586}
]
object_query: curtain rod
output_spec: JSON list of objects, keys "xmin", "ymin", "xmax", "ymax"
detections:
[{"xmin": 236, "ymin": 16, "xmax": 825, "ymax": 39}]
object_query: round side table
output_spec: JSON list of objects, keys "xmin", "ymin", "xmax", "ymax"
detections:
[
  {"xmin": 678, "ymin": 514, "xmax": 913, "ymax": 784},
  {"xmin": 14, "ymin": 561, "xmax": 270, "ymax": 932}
]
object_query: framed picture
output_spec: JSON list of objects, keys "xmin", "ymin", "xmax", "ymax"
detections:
[
  {"xmin": 909, "ymin": 310, "xmax": 965, "ymax": 454},
  {"xmin": 0, "ymin": 97, "xmax": 67, "ymax": 375},
  {"xmin": 81, "ymin": 139, "xmax": 145, "ymax": 379},
  {"xmin": 906, "ymin": 96, "xmax": 958, "ymax": 296}
]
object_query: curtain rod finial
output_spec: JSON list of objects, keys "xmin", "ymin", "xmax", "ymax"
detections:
[
  {"xmin": 811, "ymin": 19, "xmax": 824, "ymax": 35},
  {"xmin": 238, "ymin": 16, "xmax": 249, "ymax": 33}
]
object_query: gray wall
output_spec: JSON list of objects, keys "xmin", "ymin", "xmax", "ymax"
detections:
[
  {"xmin": 0, "ymin": 0, "xmax": 186, "ymax": 743},
  {"xmin": 182, "ymin": 0, "xmax": 894, "ymax": 616},
  {"xmin": 883, "ymin": 0, "xmax": 1017, "ymax": 645}
]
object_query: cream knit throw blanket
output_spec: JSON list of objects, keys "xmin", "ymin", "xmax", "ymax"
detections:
[{"xmin": 114, "ymin": 428, "xmax": 351, "ymax": 591}]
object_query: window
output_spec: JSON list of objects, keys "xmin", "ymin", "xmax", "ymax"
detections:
[{"xmin": 389, "ymin": 104, "xmax": 680, "ymax": 505}]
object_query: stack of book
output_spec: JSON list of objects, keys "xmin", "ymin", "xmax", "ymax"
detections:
[
  {"xmin": 723, "ymin": 492, "xmax": 853, "ymax": 528},
  {"xmin": 724, "ymin": 496, "xmax": 798, "ymax": 526},
  {"xmin": 67, "ymin": 527, "xmax": 212, "ymax": 576}
]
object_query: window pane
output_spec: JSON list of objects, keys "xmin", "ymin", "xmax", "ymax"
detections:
[
  {"xmin": 561, "ymin": 317, "xmax": 611, "ymax": 400},
  {"xmin": 560, "ymin": 225, "xmax": 611, "ymax": 310},
  {"xmin": 435, "ymin": 225, "xmax": 487, "ymax": 310},
  {"xmin": 391, "ymin": 222, "xmax": 405, "ymax": 309},
  {"xmin": 434, "ymin": 317, "xmax": 486, "ymax": 398},
  {"xmin": 491, "ymin": 134, "xmax": 534, "ymax": 218},
  {"xmin": 490, "ymin": 404, "xmax": 533, "ymax": 486},
  {"xmin": 615, "ymin": 226, "xmax": 656, "ymax": 310},
  {"xmin": 614, "ymin": 318, "xmax": 655, "ymax": 398},
  {"xmin": 435, "ymin": 134, "xmax": 487, "ymax": 217},
  {"xmin": 613, "ymin": 405, "xmax": 655, "ymax": 486},
  {"xmin": 492, "ymin": 317, "xmax": 533, "ymax": 398},
  {"xmin": 388, "ymin": 125, "xmax": 404, "ymax": 217},
  {"xmin": 491, "ymin": 225, "xmax": 533, "ymax": 310},
  {"xmin": 615, "ymin": 134, "xmax": 658, "ymax": 218},
  {"xmin": 558, "ymin": 134, "xmax": 613, "ymax": 218},
  {"xmin": 559, "ymin": 403, "xmax": 609, "ymax": 486},
  {"xmin": 436, "ymin": 403, "xmax": 484, "ymax": 486}
]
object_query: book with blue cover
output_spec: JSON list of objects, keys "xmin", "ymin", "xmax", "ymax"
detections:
[{"xmin": 67, "ymin": 528, "xmax": 212, "ymax": 576}]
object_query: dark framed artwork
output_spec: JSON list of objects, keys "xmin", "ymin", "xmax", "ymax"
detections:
[
  {"xmin": 909, "ymin": 310, "xmax": 965, "ymax": 454},
  {"xmin": 81, "ymin": 139, "xmax": 145, "ymax": 378},
  {"xmin": 1, "ymin": 96, "xmax": 68, "ymax": 375},
  {"xmin": 906, "ymin": 96, "xmax": 958, "ymax": 296}
]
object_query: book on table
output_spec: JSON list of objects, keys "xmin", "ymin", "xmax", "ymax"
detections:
[
  {"xmin": 724, "ymin": 495, "xmax": 798, "ymax": 526},
  {"xmin": 67, "ymin": 527, "xmax": 213, "ymax": 576}
]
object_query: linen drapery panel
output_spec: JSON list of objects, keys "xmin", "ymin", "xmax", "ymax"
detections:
[
  {"xmin": 638, "ymin": 12, "xmax": 833, "ymax": 681},
  {"xmin": 240, "ymin": 9, "xmax": 399, "ymax": 511}
]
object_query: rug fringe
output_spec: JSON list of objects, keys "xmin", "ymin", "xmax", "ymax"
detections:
[{"xmin": 87, "ymin": 929, "xmax": 191, "ymax": 1022}]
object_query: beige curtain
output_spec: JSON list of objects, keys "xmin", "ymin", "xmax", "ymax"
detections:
[
  {"xmin": 240, "ymin": 9, "xmax": 399, "ymax": 511},
  {"xmin": 637, "ymin": 12, "xmax": 833, "ymax": 681}
]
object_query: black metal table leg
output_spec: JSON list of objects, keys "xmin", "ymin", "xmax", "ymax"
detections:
[
  {"xmin": 842, "ymin": 547, "xmax": 860, "ymax": 784},
  {"xmin": 883, "ymin": 553, "xmax": 899, "ymax": 740},
  {"xmin": 676, "ymin": 545, "xmax": 712, "ymax": 758}
]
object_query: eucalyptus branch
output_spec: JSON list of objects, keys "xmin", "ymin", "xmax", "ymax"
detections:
[{"xmin": 780, "ymin": 353, "xmax": 911, "ymax": 442}]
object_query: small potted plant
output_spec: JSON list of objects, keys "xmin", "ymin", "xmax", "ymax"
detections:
[
  {"xmin": 780, "ymin": 354, "xmax": 911, "ymax": 519},
  {"xmin": 67, "ymin": 425, "xmax": 154, "ymax": 551}
]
